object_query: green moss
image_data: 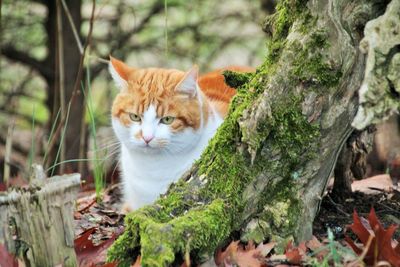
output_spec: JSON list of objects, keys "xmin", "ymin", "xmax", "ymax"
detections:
[
  {"xmin": 264, "ymin": 0, "xmax": 309, "ymax": 61},
  {"xmin": 222, "ymin": 70, "xmax": 253, "ymax": 88},
  {"xmin": 269, "ymin": 95, "xmax": 319, "ymax": 175},
  {"xmin": 108, "ymin": 199, "xmax": 231, "ymax": 267},
  {"xmin": 196, "ymin": 92, "xmax": 259, "ymax": 213},
  {"xmin": 291, "ymin": 29, "xmax": 343, "ymax": 88},
  {"xmin": 241, "ymin": 219, "xmax": 271, "ymax": 244},
  {"xmin": 262, "ymin": 182, "xmax": 302, "ymax": 231},
  {"xmin": 274, "ymin": 0, "xmax": 309, "ymax": 38}
]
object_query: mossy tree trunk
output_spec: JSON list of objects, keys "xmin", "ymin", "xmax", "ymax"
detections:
[{"xmin": 108, "ymin": 0, "xmax": 392, "ymax": 266}]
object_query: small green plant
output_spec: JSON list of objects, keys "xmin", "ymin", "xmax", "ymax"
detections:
[
  {"xmin": 82, "ymin": 63, "xmax": 105, "ymax": 200},
  {"xmin": 49, "ymin": 102, "xmax": 72, "ymax": 177},
  {"xmin": 28, "ymin": 104, "xmax": 36, "ymax": 177},
  {"xmin": 42, "ymin": 108, "xmax": 61, "ymax": 169},
  {"xmin": 306, "ymin": 229, "xmax": 358, "ymax": 267}
]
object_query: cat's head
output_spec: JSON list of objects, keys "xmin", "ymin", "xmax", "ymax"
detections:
[{"xmin": 109, "ymin": 57, "xmax": 206, "ymax": 154}]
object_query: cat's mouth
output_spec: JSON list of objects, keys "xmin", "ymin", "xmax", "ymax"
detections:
[{"xmin": 137, "ymin": 142, "xmax": 165, "ymax": 151}]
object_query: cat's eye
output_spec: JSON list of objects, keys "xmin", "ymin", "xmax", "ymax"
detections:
[
  {"xmin": 129, "ymin": 113, "xmax": 141, "ymax": 122},
  {"xmin": 160, "ymin": 116, "xmax": 175, "ymax": 125}
]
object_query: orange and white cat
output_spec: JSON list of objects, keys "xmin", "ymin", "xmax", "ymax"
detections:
[{"xmin": 109, "ymin": 57, "xmax": 253, "ymax": 210}]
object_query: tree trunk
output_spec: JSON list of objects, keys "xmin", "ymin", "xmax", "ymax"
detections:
[
  {"xmin": 107, "ymin": 0, "xmax": 391, "ymax": 266},
  {"xmin": 44, "ymin": 0, "xmax": 86, "ymax": 174}
]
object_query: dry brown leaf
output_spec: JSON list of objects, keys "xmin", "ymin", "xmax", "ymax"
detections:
[
  {"xmin": 284, "ymin": 240, "xmax": 306, "ymax": 265},
  {"xmin": 74, "ymin": 227, "xmax": 119, "ymax": 267},
  {"xmin": 352, "ymin": 174, "xmax": 393, "ymax": 194},
  {"xmin": 345, "ymin": 208, "xmax": 400, "ymax": 266},
  {"xmin": 215, "ymin": 240, "xmax": 266, "ymax": 267},
  {"xmin": 256, "ymin": 242, "xmax": 276, "ymax": 257},
  {"xmin": 306, "ymin": 236, "xmax": 328, "ymax": 259}
]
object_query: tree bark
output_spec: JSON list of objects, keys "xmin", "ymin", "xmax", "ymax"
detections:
[
  {"xmin": 332, "ymin": 128, "xmax": 374, "ymax": 199},
  {"xmin": 44, "ymin": 0, "xmax": 86, "ymax": 174},
  {"xmin": 107, "ymin": 0, "xmax": 391, "ymax": 266}
]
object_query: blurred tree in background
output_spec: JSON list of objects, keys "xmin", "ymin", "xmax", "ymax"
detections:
[{"xmin": 0, "ymin": 0, "xmax": 266, "ymax": 178}]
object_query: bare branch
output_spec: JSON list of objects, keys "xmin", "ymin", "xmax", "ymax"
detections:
[
  {"xmin": 1, "ymin": 46, "xmax": 52, "ymax": 80},
  {"xmin": 0, "ymin": 70, "xmax": 35, "ymax": 110},
  {"xmin": 60, "ymin": 0, "xmax": 83, "ymax": 54},
  {"xmin": 107, "ymin": 6, "xmax": 162, "ymax": 53}
]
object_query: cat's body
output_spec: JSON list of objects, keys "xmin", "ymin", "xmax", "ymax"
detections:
[
  {"xmin": 118, "ymin": 110, "xmax": 222, "ymax": 209},
  {"xmin": 109, "ymin": 57, "xmax": 253, "ymax": 210}
]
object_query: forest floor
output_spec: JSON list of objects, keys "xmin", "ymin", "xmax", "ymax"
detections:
[
  {"xmin": 1, "ymin": 167, "xmax": 399, "ymax": 266},
  {"xmin": 314, "ymin": 189, "xmax": 400, "ymax": 241},
  {"xmin": 71, "ymin": 173, "xmax": 400, "ymax": 266}
]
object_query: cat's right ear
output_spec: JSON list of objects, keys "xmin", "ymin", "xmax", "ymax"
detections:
[
  {"xmin": 175, "ymin": 65, "xmax": 198, "ymax": 98},
  {"xmin": 109, "ymin": 56, "xmax": 132, "ymax": 90}
]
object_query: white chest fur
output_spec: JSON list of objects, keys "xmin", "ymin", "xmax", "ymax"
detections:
[{"xmin": 118, "ymin": 111, "xmax": 223, "ymax": 210}]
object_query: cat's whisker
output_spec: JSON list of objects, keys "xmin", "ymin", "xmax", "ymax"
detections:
[
  {"xmin": 96, "ymin": 141, "xmax": 120, "ymax": 149},
  {"xmin": 110, "ymin": 160, "xmax": 121, "ymax": 180},
  {"xmin": 103, "ymin": 149, "xmax": 120, "ymax": 160},
  {"xmin": 91, "ymin": 140, "xmax": 118, "ymax": 147},
  {"xmin": 89, "ymin": 142, "xmax": 120, "ymax": 154}
]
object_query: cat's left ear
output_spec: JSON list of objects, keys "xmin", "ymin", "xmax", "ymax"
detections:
[
  {"xmin": 176, "ymin": 65, "xmax": 198, "ymax": 98},
  {"xmin": 109, "ymin": 56, "xmax": 133, "ymax": 90}
]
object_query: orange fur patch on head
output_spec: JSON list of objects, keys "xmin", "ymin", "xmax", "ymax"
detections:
[
  {"xmin": 111, "ymin": 63, "xmax": 255, "ymax": 131},
  {"xmin": 112, "ymin": 68, "xmax": 204, "ymax": 131}
]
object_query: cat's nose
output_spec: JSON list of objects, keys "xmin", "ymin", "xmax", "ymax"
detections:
[{"xmin": 143, "ymin": 135, "xmax": 154, "ymax": 144}]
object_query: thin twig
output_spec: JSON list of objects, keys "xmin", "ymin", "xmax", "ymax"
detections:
[
  {"xmin": 75, "ymin": 0, "xmax": 96, "ymax": 176},
  {"xmin": 71, "ymin": 0, "xmax": 96, "ymax": 106},
  {"xmin": 56, "ymin": 0, "xmax": 66, "ymax": 173},
  {"xmin": 60, "ymin": 0, "xmax": 84, "ymax": 54},
  {"xmin": 3, "ymin": 119, "xmax": 15, "ymax": 187},
  {"xmin": 78, "ymin": 80, "xmax": 87, "ymax": 175},
  {"xmin": 348, "ymin": 234, "xmax": 374, "ymax": 267},
  {"xmin": 326, "ymin": 194, "xmax": 350, "ymax": 216},
  {"xmin": 28, "ymin": 105, "xmax": 36, "ymax": 180},
  {"xmin": 376, "ymin": 201, "xmax": 400, "ymax": 216},
  {"xmin": 50, "ymin": 102, "xmax": 71, "ymax": 177}
]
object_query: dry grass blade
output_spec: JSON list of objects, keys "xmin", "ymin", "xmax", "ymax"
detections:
[
  {"xmin": 56, "ymin": 0, "xmax": 66, "ymax": 172},
  {"xmin": 3, "ymin": 119, "xmax": 15, "ymax": 186},
  {"xmin": 60, "ymin": 0, "xmax": 83, "ymax": 54}
]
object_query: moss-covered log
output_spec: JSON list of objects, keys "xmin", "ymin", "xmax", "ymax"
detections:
[{"xmin": 108, "ymin": 0, "xmax": 391, "ymax": 266}]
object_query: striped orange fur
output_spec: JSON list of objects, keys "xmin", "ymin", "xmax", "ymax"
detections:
[{"xmin": 111, "ymin": 57, "xmax": 254, "ymax": 133}]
